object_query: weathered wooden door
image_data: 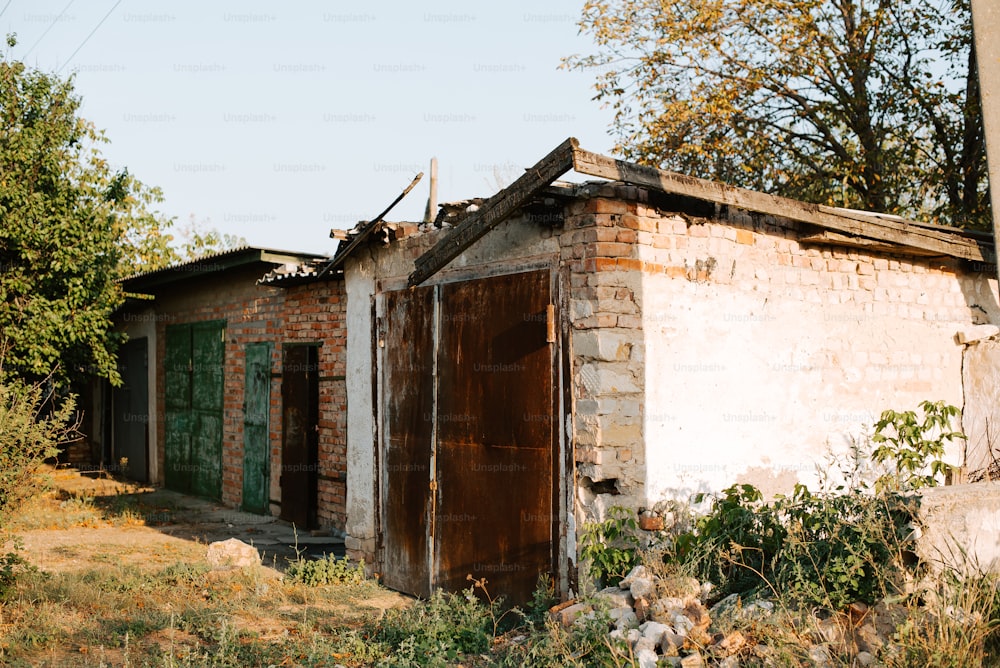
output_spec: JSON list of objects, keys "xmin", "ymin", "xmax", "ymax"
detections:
[
  {"xmin": 381, "ymin": 286, "xmax": 435, "ymax": 597},
  {"xmin": 113, "ymin": 337, "xmax": 149, "ymax": 482},
  {"xmin": 379, "ymin": 270, "xmax": 557, "ymax": 605},
  {"xmin": 281, "ymin": 344, "xmax": 319, "ymax": 528},
  {"xmin": 242, "ymin": 342, "xmax": 271, "ymax": 514},
  {"xmin": 164, "ymin": 321, "xmax": 225, "ymax": 500}
]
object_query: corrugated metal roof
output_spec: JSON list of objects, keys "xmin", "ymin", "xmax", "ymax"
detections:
[
  {"xmin": 258, "ymin": 257, "xmax": 339, "ymax": 286},
  {"xmin": 122, "ymin": 246, "xmax": 329, "ymax": 292}
]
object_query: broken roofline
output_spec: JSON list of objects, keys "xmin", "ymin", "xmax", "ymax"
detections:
[{"xmin": 405, "ymin": 137, "xmax": 995, "ymax": 287}]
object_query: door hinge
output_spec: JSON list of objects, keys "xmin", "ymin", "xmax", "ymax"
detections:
[{"xmin": 429, "ymin": 480, "xmax": 438, "ymax": 491}]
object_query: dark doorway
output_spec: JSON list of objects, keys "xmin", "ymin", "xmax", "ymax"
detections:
[
  {"xmin": 113, "ymin": 337, "xmax": 149, "ymax": 482},
  {"xmin": 379, "ymin": 269, "xmax": 558, "ymax": 606},
  {"xmin": 242, "ymin": 342, "xmax": 272, "ymax": 514},
  {"xmin": 280, "ymin": 344, "xmax": 319, "ymax": 529}
]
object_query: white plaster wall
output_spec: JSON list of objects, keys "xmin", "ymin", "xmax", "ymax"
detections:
[
  {"xmin": 641, "ymin": 267, "xmax": 998, "ymax": 504},
  {"xmin": 374, "ymin": 217, "xmax": 561, "ymax": 289},
  {"xmin": 344, "ymin": 255, "xmax": 377, "ymax": 555}
]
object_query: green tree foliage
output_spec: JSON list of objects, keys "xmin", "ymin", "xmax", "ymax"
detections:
[
  {"xmin": 173, "ymin": 215, "xmax": 247, "ymax": 263},
  {"xmin": 566, "ymin": 0, "xmax": 989, "ymax": 228},
  {"xmin": 0, "ymin": 35, "xmax": 175, "ymax": 384}
]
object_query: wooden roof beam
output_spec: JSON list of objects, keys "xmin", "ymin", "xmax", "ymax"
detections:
[
  {"xmin": 407, "ymin": 137, "xmax": 578, "ymax": 286},
  {"xmin": 571, "ymin": 147, "xmax": 994, "ymax": 263}
]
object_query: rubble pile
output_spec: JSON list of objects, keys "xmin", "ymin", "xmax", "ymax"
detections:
[{"xmin": 551, "ymin": 565, "xmax": 907, "ymax": 667}]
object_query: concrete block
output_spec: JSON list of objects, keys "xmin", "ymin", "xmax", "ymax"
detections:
[{"xmin": 957, "ymin": 324, "xmax": 1000, "ymax": 344}]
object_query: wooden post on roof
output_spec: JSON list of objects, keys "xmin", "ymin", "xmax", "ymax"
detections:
[
  {"xmin": 407, "ymin": 138, "xmax": 578, "ymax": 286},
  {"xmin": 423, "ymin": 157, "xmax": 438, "ymax": 224},
  {"xmin": 972, "ymin": 0, "xmax": 1000, "ymax": 281}
]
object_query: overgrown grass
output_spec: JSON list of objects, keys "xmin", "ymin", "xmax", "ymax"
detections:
[
  {"xmin": 8, "ymin": 486, "xmax": 176, "ymax": 531},
  {"xmin": 0, "ymin": 556, "xmax": 399, "ymax": 667}
]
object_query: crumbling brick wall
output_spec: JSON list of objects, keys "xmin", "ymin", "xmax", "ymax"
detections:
[{"xmin": 282, "ymin": 280, "xmax": 348, "ymax": 531}]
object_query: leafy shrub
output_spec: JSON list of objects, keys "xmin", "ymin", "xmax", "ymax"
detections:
[
  {"xmin": 285, "ymin": 553, "xmax": 366, "ymax": 586},
  {"xmin": 674, "ymin": 483, "xmax": 786, "ymax": 599},
  {"xmin": 658, "ymin": 401, "xmax": 963, "ymax": 609},
  {"xmin": 0, "ymin": 537, "xmax": 35, "ymax": 600},
  {"xmin": 666, "ymin": 481, "xmax": 916, "ymax": 608},
  {"xmin": 872, "ymin": 400, "xmax": 963, "ymax": 492},
  {"xmin": 0, "ymin": 373, "xmax": 77, "ymax": 523},
  {"xmin": 579, "ymin": 505, "xmax": 641, "ymax": 588},
  {"xmin": 774, "ymin": 485, "xmax": 914, "ymax": 608},
  {"xmin": 375, "ymin": 586, "xmax": 495, "ymax": 667}
]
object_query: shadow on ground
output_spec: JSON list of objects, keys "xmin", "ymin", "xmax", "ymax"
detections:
[{"xmin": 68, "ymin": 469, "xmax": 346, "ymax": 569}]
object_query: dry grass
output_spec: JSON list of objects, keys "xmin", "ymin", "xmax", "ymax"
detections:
[{"xmin": 0, "ymin": 468, "xmax": 410, "ymax": 667}]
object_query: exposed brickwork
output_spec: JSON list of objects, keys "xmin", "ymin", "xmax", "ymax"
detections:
[
  {"xmin": 558, "ymin": 183, "xmax": 996, "ymax": 518},
  {"xmin": 144, "ymin": 269, "xmax": 348, "ymax": 532},
  {"xmin": 283, "ymin": 281, "xmax": 348, "ymax": 531}
]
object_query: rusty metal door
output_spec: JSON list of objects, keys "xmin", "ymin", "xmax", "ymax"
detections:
[
  {"xmin": 281, "ymin": 344, "xmax": 319, "ymax": 528},
  {"xmin": 381, "ymin": 286, "xmax": 435, "ymax": 597},
  {"xmin": 379, "ymin": 269, "xmax": 556, "ymax": 605},
  {"xmin": 434, "ymin": 270, "xmax": 555, "ymax": 604},
  {"xmin": 242, "ymin": 342, "xmax": 271, "ymax": 514}
]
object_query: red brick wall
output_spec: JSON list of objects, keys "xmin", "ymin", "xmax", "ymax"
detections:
[
  {"xmin": 147, "ymin": 268, "xmax": 348, "ymax": 531},
  {"xmin": 283, "ymin": 281, "xmax": 348, "ymax": 530},
  {"xmin": 151, "ymin": 268, "xmax": 285, "ymax": 508}
]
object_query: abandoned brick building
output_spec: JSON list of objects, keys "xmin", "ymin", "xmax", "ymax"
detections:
[
  {"xmin": 88, "ymin": 247, "xmax": 350, "ymax": 531},
  {"xmin": 95, "ymin": 139, "xmax": 1000, "ymax": 604}
]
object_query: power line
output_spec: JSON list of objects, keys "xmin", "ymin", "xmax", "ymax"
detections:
[
  {"xmin": 23, "ymin": 0, "xmax": 75, "ymax": 58},
  {"xmin": 57, "ymin": 0, "xmax": 121, "ymax": 74},
  {"xmin": 0, "ymin": 0, "xmax": 13, "ymax": 21}
]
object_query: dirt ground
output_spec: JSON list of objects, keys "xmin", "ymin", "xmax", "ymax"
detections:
[
  {"xmin": 14, "ymin": 466, "xmax": 347, "ymax": 569},
  {"xmin": 1, "ymin": 466, "xmax": 409, "ymax": 667}
]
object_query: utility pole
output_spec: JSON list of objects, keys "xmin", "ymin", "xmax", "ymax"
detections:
[{"xmin": 972, "ymin": 0, "xmax": 1000, "ymax": 280}]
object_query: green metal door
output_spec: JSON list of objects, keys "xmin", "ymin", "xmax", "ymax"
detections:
[
  {"xmin": 164, "ymin": 321, "xmax": 225, "ymax": 500},
  {"xmin": 165, "ymin": 325, "xmax": 193, "ymax": 493},
  {"xmin": 242, "ymin": 342, "xmax": 271, "ymax": 514}
]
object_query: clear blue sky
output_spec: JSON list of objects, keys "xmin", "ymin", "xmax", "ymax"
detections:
[{"xmin": 3, "ymin": 0, "xmax": 616, "ymax": 256}]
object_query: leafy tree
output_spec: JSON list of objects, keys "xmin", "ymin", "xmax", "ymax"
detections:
[
  {"xmin": 565, "ymin": 0, "xmax": 989, "ymax": 228},
  {"xmin": 173, "ymin": 214, "xmax": 247, "ymax": 263},
  {"xmin": 0, "ymin": 35, "xmax": 171, "ymax": 384}
]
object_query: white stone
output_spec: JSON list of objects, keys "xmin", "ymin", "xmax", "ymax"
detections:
[
  {"xmin": 206, "ymin": 538, "xmax": 260, "ymax": 569},
  {"xmin": 611, "ymin": 607, "xmax": 639, "ymax": 630},
  {"xmin": 808, "ymin": 644, "xmax": 833, "ymax": 667},
  {"xmin": 633, "ymin": 636, "xmax": 657, "ymax": 654},
  {"xmin": 619, "ymin": 564, "xmax": 650, "ymax": 588},
  {"xmin": 596, "ymin": 585, "xmax": 634, "ymax": 609},
  {"xmin": 670, "ymin": 612, "xmax": 694, "ymax": 636},
  {"xmin": 629, "ymin": 576, "xmax": 656, "ymax": 600},
  {"xmin": 855, "ymin": 651, "xmax": 875, "ymax": 666},
  {"xmin": 635, "ymin": 648, "xmax": 659, "ymax": 668},
  {"xmin": 639, "ymin": 620, "xmax": 670, "ymax": 646}
]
